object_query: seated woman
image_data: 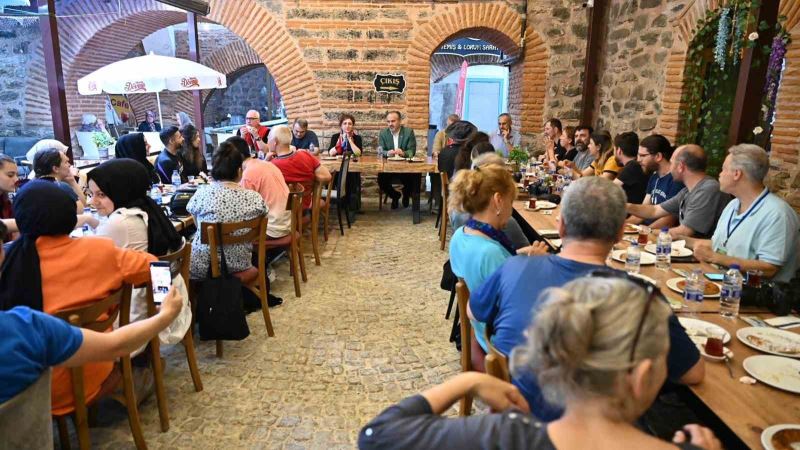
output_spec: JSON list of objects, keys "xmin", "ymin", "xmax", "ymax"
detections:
[
  {"xmin": 327, "ymin": 114, "xmax": 363, "ymax": 157},
  {"xmin": 180, "ymin": 124, "xmax": 208, "ymax": 178},
  {"xmin": 450, "ymin": 153, "xmax": 532, "ymax": 250},
  {"xmin": 448, "ymin": 163, "xmax": 547, "ymax": 367},
  {"xmin": 453, "ymin": 131, "xmax": 490, "ymax": 174},
  {"xmin": 359, "ymin": 276, "xmax": 721, "ymax": 450},
  {"xmin": 573, "ymin": 131, "xmax": 618, "ymax": 180},
  {"xmin": 84, "ymin": 159, "xmax": 191, "ymax": 348},
  {"xmin": 114, "ymin": 133, "xmax": 160, "ymax": 185},
  {"xmin": 187, "ymin": 142, "xmax": 267, "ymax": 281},
  {"xmin": 0, "ymin": 155, "xmax": 19, "ymax": 241},
  {"xmin": 0, "ymin": 181, "xmax": 156, "ymax": 416}
]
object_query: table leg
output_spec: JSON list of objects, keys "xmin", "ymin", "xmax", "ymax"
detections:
[{"xmin": 412, "ymin": 173, "xmax": 421, "ymax": 224}]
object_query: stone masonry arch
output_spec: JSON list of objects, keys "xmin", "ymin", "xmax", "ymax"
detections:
[
  {"xmin": 657, "ymin": 0, "xmax": 800, "ymax": 169},
  {"xmin": 405, "ymin": 3, "xmax": 549, "ymax": 140}
]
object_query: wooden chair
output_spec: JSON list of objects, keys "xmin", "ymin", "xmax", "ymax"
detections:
[
  {"xmin": 264, "ymin": 185, "xmax": 307, "ymax": 297},
  {"xmin": 323, "ymin": 154, "xmax": 352, "ymax": 235},
  {"xmin": 52, "ymin": 285, "xmax": 147, "ymax": 450},
  {"xmin": 202, "ymin": 215, "xmax": 274, "ymax": 358},
  {"xmin": 308, "ymin": 180, "xmax": 323, "ymax": 265},
  {"xmin": 455, "ymin": 279, "xmax": 473, "ymax": 416},
  {"xmin": 484, "ymin": 323, "xmax": 510, "ymax": 383},
  {"xmin": 319, "ymin": 176, "xmax": 335, "ymax": 243},
  {"xmin": 438, "ymin": 172, "xmax": 450, "ymax": 250},
  {"xmin": 137, "ymin": 239, "xmax": 203, "ymax": 432}
]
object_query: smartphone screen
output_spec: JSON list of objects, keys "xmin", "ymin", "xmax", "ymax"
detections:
[
  {"xmin": 149, "ymin": 262, "xmax": 172, "ymax": 305},
  {"xmin": 704, "ymin": 273, "xmax": 724, "ymax": 282}
]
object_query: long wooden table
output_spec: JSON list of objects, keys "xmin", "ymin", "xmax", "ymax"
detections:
[
  {"xmin": 514, "ymin": 200, "xmax": 800, "ymax": 450},
  {"xmin": 317, "ymin": 155, "xmax": 437, "ymax": 224}
]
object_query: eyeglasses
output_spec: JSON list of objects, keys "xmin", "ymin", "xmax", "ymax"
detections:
[
  {"xmin": 246, "ymin": 117, "xmax": 259, "ymax": 121},
  {"xmin": 585, "ymin": 269, "xmax": 660, "ymax": 365}
]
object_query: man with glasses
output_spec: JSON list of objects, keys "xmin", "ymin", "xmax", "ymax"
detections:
[
  {"xmin": 470, "ymin": 177, "xmax": 703, "ymax": 420},
  {"xmin": 290, "ymin": 118, "xmax": 320, "ymax": 154},
  {"xmin": 237, "ymin": 110, "xmax": 269, "ymax": 154},
  {"xmin": 627, "ymin": 134, "xmax": 683, "ymax": 228},
  {"xmin": 489, "ymin": 113, "xmax": 520, "ymax": 157},
  {"xmin": 626, "ymin": 144, "xmax": 729, "ymax": 239}
]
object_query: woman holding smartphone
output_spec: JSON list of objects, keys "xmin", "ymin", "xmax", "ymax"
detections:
[{"xmin": 83, "ymin": 159, "xmax": 192, "ymax": 351}]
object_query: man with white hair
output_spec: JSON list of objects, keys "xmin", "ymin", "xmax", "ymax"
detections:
[
  {"xmin": 267, "ymin": 125, "xmax": 331, "ymax": 210},
  {"xmin": 470, "ymin": 176, "xmax": 703, "ymax": 421},
  {"xmin": 690, "ymin": 144, "xmax": 799, "ymax": 282},
  {"xmin": 237, "ymin": 109, "xmax": 269, "ymax": 154}
]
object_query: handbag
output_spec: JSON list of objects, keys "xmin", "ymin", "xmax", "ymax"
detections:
[
  {"xmin": 196, "ymin": 223, "xmax": 250, "ymax": 341},
  {"xmin": 170, "ymin": 185, "xmax": 198, "ymax": 216}
]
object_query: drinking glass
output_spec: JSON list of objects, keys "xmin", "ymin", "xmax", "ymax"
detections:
[
  {"xmin": 637, "ymin": 225, "xmax": 651, "ymax": 245},
  {"xmin": 746, "ymin": 269, "xmax": 763, "ymax": 288},
  {"xmin": 704, "ymin": 327, "xmax": 725, "ymax": 357}
]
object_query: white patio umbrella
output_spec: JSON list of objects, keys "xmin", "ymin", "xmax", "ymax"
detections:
[{"xmin": 77, "ymin": 53, "xmax": 227, "ymax": 125}]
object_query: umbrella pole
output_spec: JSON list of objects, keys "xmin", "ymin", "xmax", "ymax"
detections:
[{"xmin": 156, "ymin": 92, "xmax": 164, "ymax": 128}]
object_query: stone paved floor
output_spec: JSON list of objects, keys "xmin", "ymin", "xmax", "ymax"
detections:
[{"xmin": 85, "ymin": 200, "xmax": 461, "ymax": 449}]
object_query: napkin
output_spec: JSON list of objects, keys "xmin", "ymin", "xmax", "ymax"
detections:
[{"xmin": 764, "ymin": 315, "xmax": 800, "ymax": 330}]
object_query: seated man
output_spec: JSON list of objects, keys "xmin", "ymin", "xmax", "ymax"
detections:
[
  {"xmin": 32, "ymin": 147, "xmax": 85, "ymax": 211},
  {"xmin": 626, "ymin": 144, "xmax": 730, "ymax": 239},
  {"xmin": 432, "ymin": 114, "xmax": 459, "ymax": 158},
  {"xmin": 155, "ymin": 126, "xmax": 185, "ymax": 184},
  {"xmin": 437, "ymin": 120, "xmax": 476, "ymax": 180},
  {"xmin": 690, "ymin": 144, "xmax": 800, "ymax": 282},
  {"xmin": 490, "ymin": 113, "xmax": 521, "ymax": 157},
  {"xmin": 290, "ymin": 118, "xmax": 320, "ymax": 154},
  {"xmin": 627, "ymin": 134, "xmax": 683, "ymax": 228},
  {"xmin": 569, "ymin": 124, "xmax": 595, "ymax": 171},
  {"xmin": 612, "ymin": 131, "xmax": 648, "ymax": 204},
  {"xmin": 378, "ymin": 111, "xmax": 417, "ymax": 209},
  {"xmin": 470, "ymin": 177, "xmax": 703, "ymax": 421},
  {"xmin": 237, "ymin": 110, "xmax": 269, "ymax": 155},
  {"xmin": 267, "ymin": 125, "xmax": 332, "ymax": 211}
]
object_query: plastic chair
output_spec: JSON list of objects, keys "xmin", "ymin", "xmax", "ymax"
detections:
[
  {"xmin": 202, "ymin": 215, "xmax": 273, "ymax": 358},
  {"xmin": 52, "ymin": 284, "xmax": 147, "ymax": 450}
]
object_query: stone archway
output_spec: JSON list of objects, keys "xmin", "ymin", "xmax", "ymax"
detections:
[{"xmin": 405, "ymin": 3, "xmax": 548, "ymax": 141}]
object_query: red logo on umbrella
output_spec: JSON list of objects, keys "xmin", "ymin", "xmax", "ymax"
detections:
[
  {"xmin": 181, "ymin": 77, "xmax": 200, "ymax": 88},
  {"xmin": 124, "ymin": 81, "xmax": 146, "ymax": 92}
]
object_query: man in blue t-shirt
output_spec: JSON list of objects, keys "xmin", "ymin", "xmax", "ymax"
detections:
[
  {"xmin": 627, "ymin": 134, "xmax": 684, "ymax": 229},
  {"xmin": 290, "ymin": 118, "xmax": 320, "ymax": 153},
  {"xmin": 470, "ymin": 177, "xmax": 704, "ymax": 421},
  {"xmin": 0, "ymin": 291, "xmax": 183, "ymax": 404}
]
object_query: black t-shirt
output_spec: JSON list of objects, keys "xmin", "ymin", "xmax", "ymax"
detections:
[
  {"xmin": 438, "ymin": 144, "xmax": 459, "ymax": 179},
  {"xmin": 155, "ymin": 149, "xmax": 186, "ymax": 184},
  {"xmin": 617, "ymin": 159, "xmax": 648, "ymax": 204},
  {"xmin": 562, "ymin": 147, "xmax": 577, "ymax": 161}
]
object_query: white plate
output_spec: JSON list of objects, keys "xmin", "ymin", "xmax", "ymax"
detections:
[
  {"xmin": 610, "ymin": 249, "xmax": 656, "ymax": 265},
  {"xmin": 408, "ymin": 158, "xmax": 425, "ymax": 163},
  {"xmin": 762, "ymin": 424, "xmax": 800, "ymax": 450},
  {"xmin": 643, "ymin": 243, "xmax": 693, "ymax": 258},
  {"xmin": 737, "ymin": 327, "xmax": 800, "ymax": 358},
  {"xmin": 387, "ymin": 157, "xmax": 405, "ymax": 161},
  {"xmin": 536, "ymin": 201, "xmax": 557, "ymax": 210},
  {"xmin": 696, "ymin": 344, "xmax": 733, "ymax": 362},
  {"xmin": 743, "ymin": 355, "xmax": 800, "ymax": 394},
  {"xmin": 678, "ymin": 317, "xmax": 732, "ymax": 344},
  {"xmin": 665, "ymin": 277, "xmax": 721, "ymax": 299},
  {"xmin": 320, "ymin": 156, "xmax": 337, "ymax": 160}
]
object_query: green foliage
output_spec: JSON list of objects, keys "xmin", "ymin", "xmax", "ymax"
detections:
[
  {"xmin": 91, "ymin": 132, "xmax": 115, "ymax": 149},
  {"xmin": 507, "ymin": 146, "xmax": 530, "ymax": 166}
]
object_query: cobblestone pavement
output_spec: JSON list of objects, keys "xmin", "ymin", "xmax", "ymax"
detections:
[{"xmin": 86, "ymin": 201, "xmax": 461, "ymax": 449}]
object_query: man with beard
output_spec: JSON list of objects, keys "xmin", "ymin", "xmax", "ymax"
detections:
[
  {"xmin": 568, "ymin": 125, "xmax": 595, "ymax": 171},
  {"xmin": 626, "ymin": 134, "xmax": 683, "ymax": 228}
]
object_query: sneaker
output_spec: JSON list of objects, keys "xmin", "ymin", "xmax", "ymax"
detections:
[{"xmin": 267, "ymin": 294, "xmax": 283, "ymax": 307}]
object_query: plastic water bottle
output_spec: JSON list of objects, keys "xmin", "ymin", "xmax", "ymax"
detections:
[
  {"xmin": 720, "ymin": 264, "xmax": 743, "ymax": 318},
  {"xmin": 257, "ymin": 150, "xmax": 265, "ymax": 160},
  {"xmin": 683, "ymin": 268, "xmax": 705, "ymax": 315},
  {"xmin": 655, "ymin": 227, "xmax": 672, "ymax": 270},
  {"xmin": 150, "ymin": 185, "xmax": 162, "ymax": 205},
  {"xmin": 625, "ymin": 242, "xmax": 641, "ymax": 274},
  {"xmin": 171, "ymin": 170, "xmax": 181, "ymax": 188}
]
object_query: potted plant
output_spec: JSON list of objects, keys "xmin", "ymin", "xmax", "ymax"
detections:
[{"xmin": 91, "ymin": 132, "xmax": 116, "ymax": 159}]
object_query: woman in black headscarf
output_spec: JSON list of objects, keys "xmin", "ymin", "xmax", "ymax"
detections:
[
  {"xmin": 114, "ymin": 133, "xmax": 159, "ymax": 185},
  {"xmin": 0, "ymin": 180, "xmax": 76, "ymax": 311},
  {"xmin": 86, "ymin": 158, "xmax": 181, "ymax": 256}
]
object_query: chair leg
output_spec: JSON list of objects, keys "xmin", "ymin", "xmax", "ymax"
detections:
[
  {"xmin": 216, "ymin": 340, "xmax": 223, "ymax": 358},
  {"xmin": 323, "ymin": 209, "xmax": 330, "ymax": 242},
  {"xmin": 121, "ymin": 358, "xmax": 147, "ymax": 450},
  {"xmin": 337, "ymin": 202, "xmax": 344, "ymax": 236},
  {"xmin": 311, "ymin": 225, "xmax": 321, "ymax": 266},
  {"xmin": 344, "ymin": 200, "xmax": 351, "ymax": 229},
  {"xmin": 56, "ymin": 415, "xmax": 71, "ymax": 450},
  {"xmin": 445, "ymin": 286, "xmax": 456, "ymax": 319},
  {"xmin": 181, "ymin": 331, "xmax": 203, "ymax": 392},
  {"xmin": 298, "ymin": 239, "xmax": 308, "ymax": 283},
  {"xmin": 378, "ymin": 191, "xmax": 383, "ymax": 211},
  {"xmin": 255, "ymin": 284, "xmax": 275, "ymax": 337},
  {"xmin": 290, "ymin": 242, "xmax": 301, "ymax": 298},
  {"xmin": 148, "ymin": 340, "xmax": 169, "ymax": 432},
  {"xmin": 459, "ymin": 394, "xmax": 474, "ymax": 416},
  {"xmin": 439, "ymin": 211, "xmax": 448, "ymax": 251},
  {"xmin": 435, "ymin": 205, "xmax": 441, "ymax": 229}
]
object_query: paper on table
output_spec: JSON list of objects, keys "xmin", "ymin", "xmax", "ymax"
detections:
[
  {"xmin": 538, "ymin": 229, "xmax": 559, "ymax": 238},
  {"xmin": 764, "ymin": 315, "xmax": 800, "ymax": 330}
]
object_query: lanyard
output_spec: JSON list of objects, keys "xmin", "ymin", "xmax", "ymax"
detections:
[
  {"xmin": 724, "ymin": 189, "xmax": 769, "ymax": 246},
  {"xmin": 465, "ymin": 218, "xmax": 516, "ymax": 255}
]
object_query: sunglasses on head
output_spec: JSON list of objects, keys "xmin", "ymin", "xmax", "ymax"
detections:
[{"xmin": 585, "ymin": 269, "xmax": 661, "ymax": 365}]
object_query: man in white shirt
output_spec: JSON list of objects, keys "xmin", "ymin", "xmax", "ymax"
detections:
[{"xmin": 489, "ymin": 113, "xmax": 521, "ymax": 157}]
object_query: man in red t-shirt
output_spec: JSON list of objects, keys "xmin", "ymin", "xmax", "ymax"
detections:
[
  {"xmin": 267, "ymin": 125, "xmax": 331, "ymax": 210},
  {"xmin": 237, "ymin": 110, "xmax": 269, "ymax": 154}
]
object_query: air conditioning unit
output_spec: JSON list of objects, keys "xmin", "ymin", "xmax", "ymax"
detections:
[{"xmin": 157, "ymin": 0, "xmax": 209, "ymax": 16}]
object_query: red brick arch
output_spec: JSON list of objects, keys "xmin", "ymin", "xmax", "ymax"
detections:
[
  {"xmin": 657, "ymin": 0, "xmax": 800, "ymax": 168},
  {"xmin": 202, "ymin": 39, "xmax": 262, "ymax": 78},
  {"xmin": 405, "ymin": 2, "xmax": 548, "ymax": 139}
]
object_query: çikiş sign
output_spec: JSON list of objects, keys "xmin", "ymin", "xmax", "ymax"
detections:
[{"xmin": 373, "ymin": 73, "xmax": 405, "ymax": 94}]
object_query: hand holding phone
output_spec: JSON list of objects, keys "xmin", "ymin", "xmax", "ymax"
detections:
[{"xmin": 150, "ymin": 262, "xmax": 172, "ymax": 305}]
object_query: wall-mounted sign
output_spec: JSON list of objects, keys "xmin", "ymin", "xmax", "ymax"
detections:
[
  {"xmin": 373, "ymin": 73, "xmax": 406, "ymax": 94},
  {"xmin": 433, "ymin": 37, "xmax": 503, "ymax": 58}
]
